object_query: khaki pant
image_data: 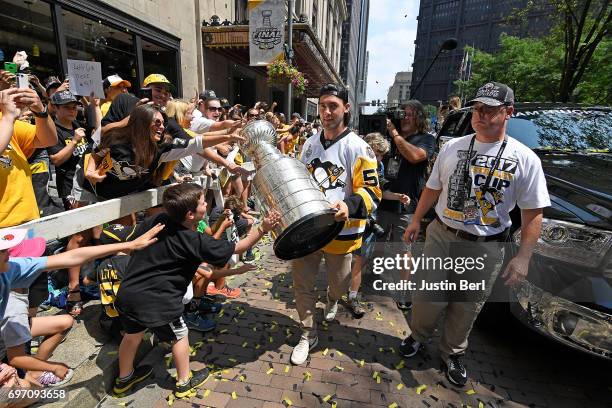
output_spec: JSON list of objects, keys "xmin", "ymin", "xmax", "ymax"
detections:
[
  {"xmin": 292, "ymin": 251, "xmax": 352, "ymax": 339},
  {"xmin": 410, "ymin": 219, "xmax": 504, "ymax": 360}
]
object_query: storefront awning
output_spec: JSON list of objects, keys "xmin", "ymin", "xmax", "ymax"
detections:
[{"xmin": 201, "ymin": 23, "xmax": 342, "ymax": 97}]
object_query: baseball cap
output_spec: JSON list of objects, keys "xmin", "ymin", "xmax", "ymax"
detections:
[
  {"xmin": 319, "ymin": 83, "xmax": 348, "ymax": 103},
  {"xmin": 198, "ymin": 89, "xmax": 217, "ymax": 101},
  {"xmin": 45, "ymin": 76, "xmax": 62, "ymax": 93},
  {"xmin": 99, "ymin": 224, "xmax": 136, "ymax": 245},
  {"xmin": 291, "ymin": 112, "xmax": 302, "ymax": 120},
  {"xmin": 50, "ymin": 90, "xmax": 77, "ymax": 105},
  {"xmin": 466, "ymin": 82, "xmax": 514, "ymax": 107},
  {"xmin": 103, "ymin": 74, "xmax": 132, "ymax": 90},
  {"xmin": 143, "ymin": 73, "xmax": 172, "ymax": 88},
  {"xmin": 0, "ymin": 228, "xmax": 45, "ymax": 257}
]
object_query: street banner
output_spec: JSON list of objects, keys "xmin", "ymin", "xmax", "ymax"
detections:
[
  {"xmin": 67, "ymin": 59, "xmax": 104, "ymax": 98},
  {"xmin": 249, "ymin": 0, "xmax": 285, "ymax": 66}
]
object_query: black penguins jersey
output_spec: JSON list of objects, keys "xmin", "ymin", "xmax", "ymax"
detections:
[{"xmin": 300, "ymin": 128, "xmax": 382, "ymax": 254}]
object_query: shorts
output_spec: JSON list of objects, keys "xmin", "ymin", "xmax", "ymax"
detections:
[
  {"xmin": 70, "ymin": 162, "xmax": 100, "ymax": 204},
  {"xmin": 0, "ymin": 292, "xmax": 32, "ymax": 351},
  {"xmin": 118, "ymin": 314, "xmax": 188, "ymax": 343}
]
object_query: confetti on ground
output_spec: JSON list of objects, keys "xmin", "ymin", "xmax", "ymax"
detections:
[
  {"xmin": 266, "ymin": 367, "xmax": 275, "ymax": 375},
  {"xmin": 388, "ymin": 403, "xmax": 398, "ymax": 408},
  {"xmin": 282, "ymin": 397, "xmax": 293, "ymax": 406},
  {"xmin": 373, "ymin": 371, "xmax": 379, "ymax": 379},
  {"xmin": 466, "ymin": 389, "xmax": 476, "ymax": 395},
  {"xmin": 395, "ymin": 360, "xmax": 405, "ymax": 370},
  {"xmin": 396, "ymin": 383, "xmax": 404, "ymax": 390},
  {"xmin": 359, "ymin": 359, "xmax": 365, "ymax": 367},
  {"xmin": 242, "ymin": 341, "xmax": 248, "ymax": 348},
  {"xmin": 323, "ymin": 395, "xmax": 332, "ymax": 402},
  {"xmin": 322, "ymin": 348, "xmax": 329, "ymax": 356},
  {"xmin": 231, "ymin": 391, "xmax": 237, "ymax": 399},
  {"xmin": 303, "ymin": 371, "xmax": 312, "ymax": 381},
  {"xmin": 165, "ymin": 356, "xmax": 173, "ymax": 367},
  {"xmin": 107, "ymin": 351, "xmax": 118, "ymax": 356},
  {"xmin": 416, "ymin": 384, "xmax": 427, "ymax": 394},
  {"xmin": 333, "ymin": 365, "xmax": 344, "ymax": 372},
  {"xmin": 284, "ymin": 365, "xmax": 290, "ymax": 373}
]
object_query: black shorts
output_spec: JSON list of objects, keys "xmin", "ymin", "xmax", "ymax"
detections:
[{"xmin": 118, "ymin": 314, "xmax": 188, "ymax": 343}]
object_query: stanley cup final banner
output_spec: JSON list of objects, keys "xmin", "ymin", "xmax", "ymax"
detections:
[{"xmin": 249, "ymin": 0, "xmax": 285, "ymax": 66}]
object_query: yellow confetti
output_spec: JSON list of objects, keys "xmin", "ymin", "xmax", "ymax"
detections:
[
  {"xmin": 269, "ymin": 336, "xmax": 274, "ymax": 343},
  {"xmin": 322, "ymin": 348, "xmax": 329, "ymax": 356},
  {"xmin": 395, "ymin": 360, "xmax": 405, "ymax": 370},
  {"xmin": 323, "ymin": 395, "xmax": 332, "ymax": 402},
  {"xmin": 334, "ymin": 365, "xmax": 344, "ymax": 372},
  {"xmin": 255, "ymin": 344, "xmax": 261, "ymax": 350},
  {"xmin": 416, "ymin": 384, "xmax": 427, "ymax": 394},
  {"xmin": 239, "ymin": 375, "xmax": 246, "ymax": 382},
  {"xmin": 466, "ymin": 389, "xmax": 476, "ymax": 395},
  {"xmin": 231, "ymin": 391, "xmax": 237, "ymax": 400},
  {"xmin": 107, "ymin": 351, "xmax": 118, "ymax": 356},
  {"xmin": 479, "ymin": 402, "xmax": 485, "ymax": 408},
  {"xmin": 337, "ymin": 351, "xmax": 343, "ymax": 357},
  {"xmin": 165, "ymin": 356, "xmax": 173, "ymax": 367},
  {"xmin": 376, "ymin": 376, "xmax": 381, "ymax": 384},
  {"xmin": 303, "ymin": 371, "xmax": 312, "ymax": 381},
  {"xmin": 388, "ymin": 403, "xmax": 398, "ymax": 408},
  {"xmin": 359, "ymin": 359, "xmax": 365, "ymax": 367},
  {"xmin": 166, "ymin": 393, "xmax": 175, "ymax": 406},
  {"xmin": 284, "ymin": 365, "xmax": 290, "ymax": 373},
  {"xmin": 396, "ymin": 383, "xmax": 404, "ymax": 390},
  {"xmin": 266, "ymin": 368, "xmax": 275, "ymax": 375},
  {"xmin": 203, "ymin": 389, "xmax": 211, "ymax": 397},
  {"xmin": 331, "ymin": 402, "xmax": 337, "ymax": 408},
  {"xmin": 389, "ymin": 321, "xmax": 395, "ymax": 327},
  {"xmin": 219, "ymin": 329, "xmax": 228, "ymax": 334},
  {"xmin": 372, "ymin": 371, "xmax": 379, "ymax": 379},
  {"xmin": 242, "ymin": 341, "xmax": 248, "ymax": 348},
  {"xmin": 349, "ymin": 342, "xmax": 355, "ymax": 346},
  {"xmin": 229, "ymin": 358, "xmax": 237, "ymax": 363},
  {"xmin": 283, "ymin": 397, "xmax": 293, "ymax": 406}
]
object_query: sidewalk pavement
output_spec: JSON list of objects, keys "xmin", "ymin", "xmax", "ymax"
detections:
[{"xmin": 86, "ymin": 242, "xmax": 610, "ymax": 408}]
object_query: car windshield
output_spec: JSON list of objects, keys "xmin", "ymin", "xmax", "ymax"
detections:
[{"xmin": 507, "ymin": 109, "xmax": 612, "ymax": 152}]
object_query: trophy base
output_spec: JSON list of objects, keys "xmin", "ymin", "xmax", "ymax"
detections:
[{"xmin": 273, "ymin": 209, "xmax": 344, "ymax": 260}]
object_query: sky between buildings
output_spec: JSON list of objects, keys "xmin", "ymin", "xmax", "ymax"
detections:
[{"xmin": 365, "ymin": 0, "xmax": 419, "ymax": 112}]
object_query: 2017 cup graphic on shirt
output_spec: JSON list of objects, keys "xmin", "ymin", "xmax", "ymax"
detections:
[{"xmin": 445, "ymin": 149, "xmax": 518, "ymax": 227}]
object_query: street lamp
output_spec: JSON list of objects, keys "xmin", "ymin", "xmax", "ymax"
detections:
[{"xmin": 410, "ymin": 37, "xmax": 458, "ymax": 99}]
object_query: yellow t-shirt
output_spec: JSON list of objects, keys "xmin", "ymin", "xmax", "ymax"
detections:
[
  {"xmin": 0, "ymin": 113, "xmax": 40, "ymax": 227},
  {"xmin": 100, "ymin": 101, "xmax": 111, "ymax": 117}
]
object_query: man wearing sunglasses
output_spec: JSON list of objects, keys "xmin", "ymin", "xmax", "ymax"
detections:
[
  {"xmin": 290, "ymin": 83, "xmax": 382, "ymax": 365},
  {"xmin": 191, "ymin": 92, "xmax": 239, "ymax": 134},
  {"xmin": 399, "ymin": 82, "xmax": 549, "ymax": 386}
]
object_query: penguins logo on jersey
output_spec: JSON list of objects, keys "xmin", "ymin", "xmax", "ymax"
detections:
[{"xmin": 306, "ymin": 158, "xmax": 346, "ymax": 192}]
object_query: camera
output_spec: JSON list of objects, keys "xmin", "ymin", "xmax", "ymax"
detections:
[
  {"xmin": 367, "ymin": 215, "xmax": 386, "ymax": 239},
  {"xmin": 386, "ymin": 107, "xmax": 405, "ymax": 132}
]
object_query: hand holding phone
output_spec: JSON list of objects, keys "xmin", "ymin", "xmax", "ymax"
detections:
[{"xmin": 138, "ymin": 87, "xmax": 153, "ymax": 101}]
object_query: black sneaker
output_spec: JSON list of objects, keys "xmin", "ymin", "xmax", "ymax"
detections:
[
  {"xmin": 443, "ymin": 355, "xmax": 467, "ymax": 387},
  {"xmin": 396, "ymin": 301, "xmax": 412, "ymax": 310},
  {"xmin": 112, "ymin": 365, "xmax": 153, "ymax": 395},
  {"xmin": 174, "ymin": 368, "xmax": 210, "ymax": 398},
  {"xmin": 399, "ymin": 335, "xmax": 421, "ymax": 358}
]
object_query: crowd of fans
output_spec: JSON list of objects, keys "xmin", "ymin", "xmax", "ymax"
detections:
[{"xmin": 0, "ymin": 65, "xmax": 348, "ymax": 399}]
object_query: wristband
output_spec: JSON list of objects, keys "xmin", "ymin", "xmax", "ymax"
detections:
[{"xmin": 31, "ymin": 104, "xmax": 48, "ymax": 118}]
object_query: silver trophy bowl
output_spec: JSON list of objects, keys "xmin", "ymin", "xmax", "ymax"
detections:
[{"xmin": 240, "ymin": 120, "xmax": 343, "ymax": 260}]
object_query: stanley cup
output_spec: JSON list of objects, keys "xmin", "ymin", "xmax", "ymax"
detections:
[{"xmin": 240, "ymin": 120, "xmax": 343, "ymax": 260}]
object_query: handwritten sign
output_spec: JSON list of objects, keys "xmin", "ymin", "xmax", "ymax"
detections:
[{"xmin": 67, "ymin": 59, "xmax": 104, "ymax": 98}]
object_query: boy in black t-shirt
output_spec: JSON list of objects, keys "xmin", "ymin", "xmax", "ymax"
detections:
[{"xmin": 112, "ymin": 183, "xmax": 280, "ymax": 398}]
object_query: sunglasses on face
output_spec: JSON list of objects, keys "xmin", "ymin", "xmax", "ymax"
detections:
[
  {"xmin": 472, "ymin": 104, "xmax": 506, "ymax": 116},
  {"xmin": 207, "ymin": 107, "xmax": 223, "ymax": 112}
]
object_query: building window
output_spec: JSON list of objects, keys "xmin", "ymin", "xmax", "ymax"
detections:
[
  {"xmin": 142, "ymin": 38, "xmax": 178, "ymax": 89},
  {"xmin": 235, "ymin": 0, "xmax": 248, "ymax": 22},
  {"xmin": 0, "ymin": 0, "xmax": 60, "ymax": 80},
  {"xmin": 312, "ymin": 0, "xmax": 318, "ymax": 33},
  {"xmin": 62, "ymin": 8, "xmax": 137, "ymax": 93}
]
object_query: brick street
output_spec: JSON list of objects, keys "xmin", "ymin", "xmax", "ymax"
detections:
[{"xmin": 92, "ymin": 241, "xmax": 610, "ymax": 408}]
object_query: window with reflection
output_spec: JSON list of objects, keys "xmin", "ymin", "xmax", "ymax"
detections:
[
  {"xmin": 0, "ymin": 0, "xmax": 60, "ymax": 80},
  {"xmin": 141, "ymin": 39, "xmax": 178, "ymax": 96},
  {"xmin": 61, "ymin": 8, "xmax": 137, "ymax": 93}
]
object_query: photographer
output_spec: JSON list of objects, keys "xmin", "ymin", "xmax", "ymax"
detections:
[{"xmin": 378, "ymin": 100, "xmax": 435, "ymax": 309}]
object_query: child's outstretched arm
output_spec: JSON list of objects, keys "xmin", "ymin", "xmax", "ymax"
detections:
[
  {"xmin": 382, "ymin": 191, "xmax": 410, "ymax": 205},
  {"xmin": 45, "ymin": 223, "xmax": 164, "ymax": 270}
]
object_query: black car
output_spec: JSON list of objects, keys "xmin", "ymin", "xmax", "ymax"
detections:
[{"xmin": 436, "ymin": 103, "xmax": 612, "ymax": 360}]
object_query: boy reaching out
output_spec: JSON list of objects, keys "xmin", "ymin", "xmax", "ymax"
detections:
[{"xmin": 112, "ymin": 183, "xmax": 280, "ymax": 398}]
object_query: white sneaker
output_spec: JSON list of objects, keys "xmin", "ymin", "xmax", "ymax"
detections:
[
  {"xmin": 324, "ymin": 298, "xmax": 338, "ymax": 322},
  {"xmin": 290, "ymin": 336, "xmax": 318, "ymax": 365}
]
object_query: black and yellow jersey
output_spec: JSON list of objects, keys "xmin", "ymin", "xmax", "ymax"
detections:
[{"xmin": 300, "ymin": 128, "xmax": 382, "ymax": 254}]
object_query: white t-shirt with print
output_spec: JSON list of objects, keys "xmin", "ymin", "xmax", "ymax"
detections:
[{"xmin": 427, "ymin": 133, "xmax": 550, "ymax": 236}]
